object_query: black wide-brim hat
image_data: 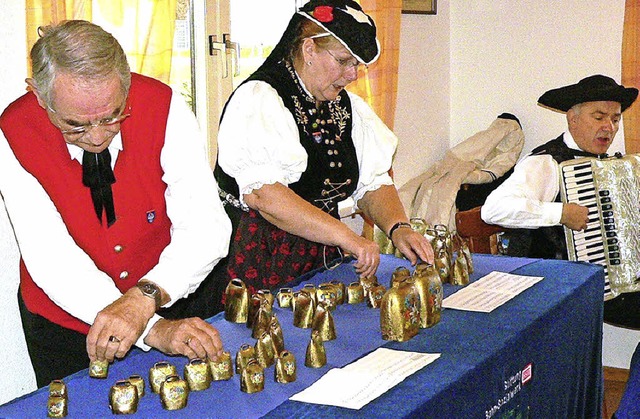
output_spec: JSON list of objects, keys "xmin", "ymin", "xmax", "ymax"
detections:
[
  {"xmin": 538, "ymin": 74, "xmax": 639, "ymax": 112},
  {"xmin": 298, "ymin": 0, "xmax": 380, "ymax": 65}
]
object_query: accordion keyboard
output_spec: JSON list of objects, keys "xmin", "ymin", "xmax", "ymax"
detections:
[{"xmin": 561, "ymin": 161, "xmax": 618, "ymax": 298}]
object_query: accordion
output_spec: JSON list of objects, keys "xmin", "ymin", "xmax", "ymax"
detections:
[{"xmin": 559, "ymin": 154, "xmax": 640, "ymax": 300}]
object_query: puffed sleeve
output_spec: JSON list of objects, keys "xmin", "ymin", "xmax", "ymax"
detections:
[
  {"xmin": 347, "ymin": 92, "xmax": 397, "ymax": 207},
  {"xmin": 217, "ymin": 81, "xmax": 308, "ymax": 200}
]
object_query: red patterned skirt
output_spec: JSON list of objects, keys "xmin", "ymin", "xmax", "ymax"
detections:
[{"xmin": 224, "ymin": 209, "xmax": 340, "ymax": 297}]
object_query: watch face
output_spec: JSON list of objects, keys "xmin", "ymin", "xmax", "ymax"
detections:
[
  {"xmin": 138, "ymin": 282, "xmax": 161, "ymax": 309},
  {"xmin": 141, "ymin": 283, "xmax": 157, "ymax": 295}
]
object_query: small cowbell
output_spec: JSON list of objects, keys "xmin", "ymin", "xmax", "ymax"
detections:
[
  {"xmin": 293, "ymin": 289, "xmax": 315, "ymax": 328},
  {"xmin": 159, "ymin": 375, "xmax": 189, "ymax": 411},
  {"xmin": 412, "ymin": 262, "xmax": 443, "ymax": 328},
  {"xmin": 451, "ymin": 252, "xmax": 470, "ymax": 286},
  {"xmin": 209, "ymin": 351, "xmax": 233, "ymax": 381},
  {"xmin": 305, "ymin": 330, "xmax": 327, "ymax": 368},
  {"xmin": 270, "ymin": 315, "xmax": 285, "ymax": 356},
  {"xmin": 235, "ymin": 344, "xmax": 256, "ymax": 374},
  {"xmin": 224, "ymin": 278, "xmax": 249, "ymax": 323},
  {"xmin": 251, "ymin": 298, "xmax": 273, "ymax": 339},
  {"xmin": 276, "ymin": 287, "xmax": 294, "ymax": 309},
  {"xmin": 347, "ymin": 281, "xmax": 365, "ymax": 304},
  {"xmin": 274, "ymin": 350, "xmax": 297, "ymax": 383},
  {"xmin": 311, "ymin": 302, "xmax": 337, "ymax": 341},
  {"xmin": 184, "ymin": 358, "xmax": 212, "ymax": 391},
  {"xmin": 255, "ymin": 331, "xmax": 276, "ymax": 368},
  {"xmin": 240, "ymin": 359, "xmax": 264, "ymax": 394}
]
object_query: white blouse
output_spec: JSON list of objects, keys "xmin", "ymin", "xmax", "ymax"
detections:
[{"xmin": 217, "ymin": 79, "xmax": 397, "ymax": 209}]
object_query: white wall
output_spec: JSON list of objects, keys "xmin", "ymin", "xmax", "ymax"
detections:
[
  {"xmin": 393, "ymin": 1, "xmax": 450, "ymax": 187},
  {"xmin": 449, "ymin": 0, "xmax": 627, "ymax": 156},
  {"xmin": 0, "ymin": 0, "xmax": 37, "ymax": 404},
  {"xmin": 0, "ymin": 0, "xmax": 637, "ymax": 404}
]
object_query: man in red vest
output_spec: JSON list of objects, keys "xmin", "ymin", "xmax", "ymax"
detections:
[{"xmin": 0, "ymin": 20, "xmax": 231, "ymax": 387}]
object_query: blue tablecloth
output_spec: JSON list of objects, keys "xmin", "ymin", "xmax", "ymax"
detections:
[
  {"xmin": 0, "ymin": 254, "xmax": 603, "ymax": 418},
  {"xmin": 616, "ymin": 341, "xmax": 640, "ymax": 418}
]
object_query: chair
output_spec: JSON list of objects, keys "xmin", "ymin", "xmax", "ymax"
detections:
[{"xmin": 455, "ymin": 206, "xmax": 507, "ymax": 254}]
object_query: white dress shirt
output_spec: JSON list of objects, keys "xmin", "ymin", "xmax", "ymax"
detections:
[
  {"xmin": 481, "ymin": 132, "xmax": 583, "ymax": 229},
  {"xmin": 0, "ymin": 90, "xmax": 231, "ymax": 350}
]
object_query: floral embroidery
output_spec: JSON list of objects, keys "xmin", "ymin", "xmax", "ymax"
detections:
[
  {"xmin": 292, "ymin": 96, "xmax": 309, "ymax": 135},
  {"xmin": 328, "ymin": 99, "xmax": 350, "ymax": 140}
]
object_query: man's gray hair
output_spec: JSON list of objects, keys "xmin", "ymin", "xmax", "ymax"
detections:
[
  {"xmin": 30, "ymin": 20, "xmax": 131, "ymax": 108},
  {"xmin": 569, "ymin": 102, "xmax": 584, "ymax": 115}
]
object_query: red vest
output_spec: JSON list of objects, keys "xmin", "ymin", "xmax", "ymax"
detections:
[{"xmin": 0, "ymin": 73, "xmax": 173, "ymax": 334}]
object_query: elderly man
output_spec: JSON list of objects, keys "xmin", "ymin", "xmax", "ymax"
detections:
[
  {"xmin": 481, "ymin": 74, "xmax": 639, "ymax": 327},
  {"xmin": 0, "ymin": 20, "xmax": 231, "ymax": 387}
]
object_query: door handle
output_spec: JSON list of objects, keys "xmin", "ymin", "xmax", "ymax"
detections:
[
  {"xmin": 223, "ymin": 33, "xmax": 240, "ymax": 77},
  {"xmin": 209, "ymin": 35, "xmax": 228, "ymax": 78}
]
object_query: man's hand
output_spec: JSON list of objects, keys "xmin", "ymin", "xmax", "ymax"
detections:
[
  {"xmin": 144, "ymin": 318, "xmax": 224, "ymax": 361},
  {"xmin": 86, "ymin": 286, "xmax": 156, "ymax": 363},
  {"xmin": 560, "ymin": 203, "xmax": 590, "ymax": 231},
  {"xmin": 391, "ymin": 227, "xmax": 435, "ymax": 265}
]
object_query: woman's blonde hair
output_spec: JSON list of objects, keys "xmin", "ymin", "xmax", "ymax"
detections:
[{"xmin": 289, "ymin": 19, "xmax": 340, "ymax": 65}]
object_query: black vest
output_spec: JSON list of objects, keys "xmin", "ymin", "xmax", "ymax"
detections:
[
  {"xmin": 506, "ymin": 134, "xmax": 597, "ymax": 259},
  {"xmin": 214, "ymin": 60, "xmax": 359, "ymax": 220}
]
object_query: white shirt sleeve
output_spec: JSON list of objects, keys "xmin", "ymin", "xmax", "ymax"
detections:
[
  {"xmin": 217, "ymin": 82, "xmax": 396, "ymax": 206},
  {"xmin": 217, "ymin": 81, "xmax": 307, "ymax": 199},
  {"xmin": 481, "ymin": 154, "xmax": 564, "ymax": 228},
  {"xmin": 347, "ymin": 92, "xmax": 396, "ymax": 207},
  {"xmin": 0, "ymin": 90, "xmax": 231, "ymax": 351},
  {"xmin": 142, "ymin": 92, "xmax": 231, "ymax": 304}
]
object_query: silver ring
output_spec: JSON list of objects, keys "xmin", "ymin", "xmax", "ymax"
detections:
[{"xmin": 108, "ymin": 335, "xmax": 121, "ymax": 343}]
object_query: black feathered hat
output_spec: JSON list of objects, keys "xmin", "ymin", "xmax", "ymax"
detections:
[{"xmin": 538, "ymin": 74, "xmax": 638, "ymax": 112}]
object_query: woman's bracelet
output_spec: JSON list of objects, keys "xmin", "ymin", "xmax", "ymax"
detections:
[{"xmin": 388, "ymin": 221, "xmax": 411, "ymax": 239}]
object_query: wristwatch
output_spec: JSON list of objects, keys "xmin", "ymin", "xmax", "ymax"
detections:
[
  {"xmin": 388, "ymin": 221, "xmax": 412, "ymax": 238},
  {"xmin": 136, "ymin": 281, "xmax": 162, "ymax": 311}
]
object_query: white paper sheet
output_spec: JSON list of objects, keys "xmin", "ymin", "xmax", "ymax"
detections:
[
  {"xmin": 442, "ymin": 271, "xmax": 543, "ymax": 312},
  {"xmin": 289, "ymin": 348, "xmax": 440, "ymax": 410}
]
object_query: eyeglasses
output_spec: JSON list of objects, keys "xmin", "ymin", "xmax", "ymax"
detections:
[
  {"xmin": 47, "ymin": 101, "xmax": 131, "ymax": 138},
  {"xmin": 324, "ymin": 49, "xmax": 362, "ymax": 70}
]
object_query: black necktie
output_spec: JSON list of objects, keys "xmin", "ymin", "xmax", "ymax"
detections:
[{"xmin": 82, "ymin": 149, "xmax": 116, "ymax": 226}]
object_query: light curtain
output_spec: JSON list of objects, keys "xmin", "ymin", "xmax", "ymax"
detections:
[
  {"xmin": 348, "ymin": 0, "xmax": 402, "ymax": 130},
  {"xmin": 622, "ymin": 0, "xmax": 640, "ymax": 153},
  {"xmin": 24, "ymin": 0, "xmax": 177, "ymax": 84}
]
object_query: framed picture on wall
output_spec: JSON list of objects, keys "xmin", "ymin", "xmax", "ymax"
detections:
[{"xmin": 402, "ymin": 0, "xmax": 437, "ymax": 15}]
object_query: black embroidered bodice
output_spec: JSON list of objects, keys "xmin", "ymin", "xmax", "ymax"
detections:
[{"xmin": 215, "ymin": 60, "xmax": 359, "ymax": 219}]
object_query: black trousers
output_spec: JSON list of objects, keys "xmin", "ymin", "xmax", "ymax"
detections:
[
  {"xmin": 604, "ymin": 291, "xmax": 640, "ymax": 330},
  {"xmin": 18, "ymin": 292, "xmax": 90, "ymax": 388}
]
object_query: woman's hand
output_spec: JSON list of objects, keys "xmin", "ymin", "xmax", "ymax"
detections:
[
  {"xmin": 391, "ymin": 227, "xmax": 434, "ymax": 265},
  {"xmin": 340, "ymin": 234, "xmax": 380, "ymax": 278}
]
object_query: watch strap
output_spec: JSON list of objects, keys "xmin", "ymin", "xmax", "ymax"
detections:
[{"xmin": 388, "ymin": 221, "xmax": 412, "ymax": 238}]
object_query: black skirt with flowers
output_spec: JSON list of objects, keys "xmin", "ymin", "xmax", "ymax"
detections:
[{"xmin": 224, "ymin": 209, "xmax": 339, "ymax": 298}]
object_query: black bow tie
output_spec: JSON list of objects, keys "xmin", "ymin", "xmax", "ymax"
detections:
[{"xmin": 82, "ymin": 149, "xmax": 116, "ymax": 226}]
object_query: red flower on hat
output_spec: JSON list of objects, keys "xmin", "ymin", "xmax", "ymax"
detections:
[{"xmin": 313, "ymin": 6, "xmax": 334, "ymax": 23}]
